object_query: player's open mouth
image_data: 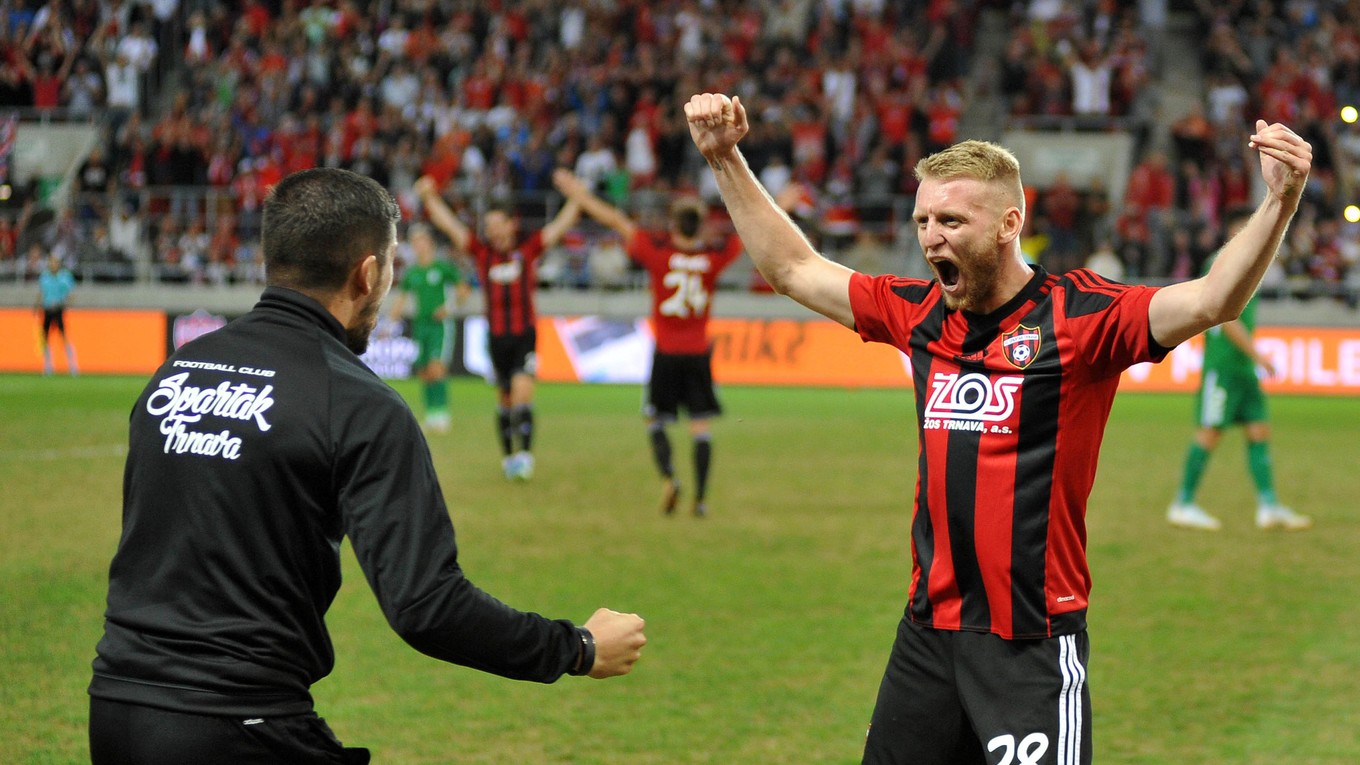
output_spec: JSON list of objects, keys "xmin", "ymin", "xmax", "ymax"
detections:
[{"xmin": 932, "ymin": 259, "xmax": 960, "ymax": 289}]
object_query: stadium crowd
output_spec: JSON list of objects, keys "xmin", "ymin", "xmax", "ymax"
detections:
[
  {"xmin": 1004, "ymin": 0, "xmax": 1360, "ymax": 302},
  {"xmin": 0, "ymin": 0, "xmax": 1355, "ymax": 305}
]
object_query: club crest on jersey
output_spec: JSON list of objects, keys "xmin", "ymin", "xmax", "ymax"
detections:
[{"xmin": 1001, "ymin": 324, "xmax": 1041, "ymax": 369}]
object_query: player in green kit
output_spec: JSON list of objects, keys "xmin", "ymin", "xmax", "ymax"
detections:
[
  {"xmin": 1168, "ymin": 207, "xmax": 1311, "ymax": 531},
  {"xmin": 388, "ymin": 223, "xmax": 469, "ymax": 434}
]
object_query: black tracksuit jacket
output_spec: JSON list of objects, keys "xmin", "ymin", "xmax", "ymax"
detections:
[{"xmin": 90, "ymin": 287, "xmax": 581, "ymax": 716}]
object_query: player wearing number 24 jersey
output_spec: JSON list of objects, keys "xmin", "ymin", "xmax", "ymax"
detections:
[
  {"xmin": 556, "ymin": 170, "xmax": 741, "ymax": 517},
  {"xmin": 687, "ymin": 90, "xmax": 1312, "ymax": 764},
  {"xmin": 631, "ymin": 229, "xmax": 743, "ymax": 355}
]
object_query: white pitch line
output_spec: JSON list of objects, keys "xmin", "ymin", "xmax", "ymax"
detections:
[{"xmin": 0, "ymin": 443, "xmax": 128, "ymax": 462}]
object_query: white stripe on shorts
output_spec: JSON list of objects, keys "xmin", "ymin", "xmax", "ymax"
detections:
[{"xmin": 1057, "ymin": 634, "xmax": 1086, "ymax": 765}]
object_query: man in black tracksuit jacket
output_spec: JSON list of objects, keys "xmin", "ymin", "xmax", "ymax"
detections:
[{"xmin": 88, "ymin": 169, "xmax": 647, "ymax": 764}]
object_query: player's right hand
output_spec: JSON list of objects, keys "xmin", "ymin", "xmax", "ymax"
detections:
[
  {"xmin": 552, "ymin": 168, "xmax": 584, "ymax": 198},
  {"xmin": 583, "ymin": 607, "xmax": 647, "ymax": 679},
  {"xmin": 684, "ymin": 93, "xmax": 749, "ymax": 158}
]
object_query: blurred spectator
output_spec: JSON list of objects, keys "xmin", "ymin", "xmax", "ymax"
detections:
[
  {"xmin": 75, "ymin": 145, "xmax": 113, "ymax": 219},
  {"xmin": 116, "ymin": 21, "xmax": 158, "ymax": 75},
  {"xmin": 1171, "ymin": 105, "xmax": 1215, "ymax": 169},
  {"xmin": 1068, "ymin": 39, "xmax": 1113, "ymax": 119},
  {"xmin": 575, "ymin": 134, "xmax": 619, "ymax": 195},
  {"xmin": 759, "ymin": 153, "xmax": 794, "ymax": 200},
  {"xmin": 0, "ymin": 216, "xmax": 17, "ymax": 270},
  {"xmin": 1039, "ymin": 172, "xmax": 1082, "ymax": 273},
  {"xmin": 1084, "ymin": 238, "xmax": 1125, "ymax": 281},
  {"xmin": 854, "ymin": 142, "xmax": 898, "ymax": 232},
  {"xmin": 1119, "ymin": 149, "xmax": 1175, "ymax": 277},
  {"xmin": 841, "ymin": 228, "xmax": 889, "ymax": 276},
  {"xmin": 623, "ymin": 113, "xmax": 658, "ymax": 189},
  {"xmin": 153, "ymin": 215, "xmax": 186, "ymax": 282},
  {"xmin": 1205, "ymin": 69, "xmax": 1249, "ymax": 128},
  {"xmin": 63, "ymin": 57, "xmax": 104, "ymax": 115},
  {"xmin": 101, "ymin": 48, "xmax": 140, "ymax": 135},
  {"xmin": 1176, "ymin": 159, "xmax": 1222, "ymax": 235}
]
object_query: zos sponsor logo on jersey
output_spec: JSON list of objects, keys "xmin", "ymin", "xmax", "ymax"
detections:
[{"xmin": 923, "ymin": 372, "xmax": 1022, "ymax": 433}]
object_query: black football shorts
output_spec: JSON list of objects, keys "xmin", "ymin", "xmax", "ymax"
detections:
[
  {"xmin": 645, "ymin": 351, "xmax": 721, "ymax": 421},
  {"xmin": 862, "ymin": 615, "xmax": 1091, "ymax": 765}
]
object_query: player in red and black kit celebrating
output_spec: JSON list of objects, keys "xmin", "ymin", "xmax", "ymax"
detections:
[
  {"xmin": 687, "ymin": 93, "xmax": 1311, "ymax": 763},
  {"xmin": 555, "ymin": 170, "xmax": 743, "ymax": 517},
  {"xmin": 415, "ymin": 175, "xmax": 581, "ymax": 480}
]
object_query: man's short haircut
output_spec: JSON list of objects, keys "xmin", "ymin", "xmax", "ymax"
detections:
[
  {"xmin": 670, "ymin": 198, "xmax": 706, "ymax": 239},
  {"xmin": 484, "ymin": 199, "xmax": 516, "ymax": 218},
  {"xmin": 263, "ymin": 168, "xmax": 401, "ymax": 292},
  {"xmin": 915, "ymin": 140, "xmax": 1026, "ymax": 214}
]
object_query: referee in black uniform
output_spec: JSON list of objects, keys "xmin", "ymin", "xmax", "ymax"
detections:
[{"xmin": 88, "ymin": 168, "xmax": 646, "ymax": 764}]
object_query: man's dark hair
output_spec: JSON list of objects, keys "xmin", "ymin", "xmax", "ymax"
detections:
[
  {"xmin": 485, "ymin": 199, "xmax": 516, "ymax": 218},
  {"xmin": 262, "ymin": 168, "xmax": 401, "ymax": 292},
  {"xmin": 670, "ymin": 199, "xmax": 705, "ymax": 239}
]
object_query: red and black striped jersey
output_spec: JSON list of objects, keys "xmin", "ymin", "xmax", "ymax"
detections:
[
  {"xmin": 469, "ymin": 231, "xmax": 545, "ymax": 337},
  {"xmin": 629, "ymin": 230, "xmax": 743, "ymax": 355},
  {"xmin": 850, "ymin": 266, "xmax": 1171, "ymax": 640}
]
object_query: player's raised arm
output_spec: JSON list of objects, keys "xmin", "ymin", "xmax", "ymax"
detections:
[
  {"xmin": 1148, "ymin": 120, "xmax": 1311, "ymax": 347},
  {"xmin": 539, "ymin": 194, "xmax": 582, "ymax": 249},
  {"xmin": 685, "ymin": 93, "xmax": 856, "ymax": 328},
  {"xmin": 553, "ymin": 169, "xmax": 638, "ymax": 242},
  {"xmin": 415, "ymin": 176, "xmax": 472, "ymax": 252}
]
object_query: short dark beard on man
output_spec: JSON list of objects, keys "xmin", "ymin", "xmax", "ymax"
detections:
[{"xmin": 346, "ymin": 298, "xmax": 381, "ymax": 355}]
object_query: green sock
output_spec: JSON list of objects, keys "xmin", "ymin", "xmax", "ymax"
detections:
[
  {"xmin": 1176, "ymin": 443, "xmax": 1210, "ymax": 505},
  {"xmin": 1247, "ymin": 440, "xmax": 1277, "ymax": 506},
  {"xmin": 425, "ymin": 380, "xmax": 448, "ymax": 416}
]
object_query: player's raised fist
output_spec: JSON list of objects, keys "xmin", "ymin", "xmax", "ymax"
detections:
[{"xmin": 685, "ymin": 93, "xmax": 748, "ymax": 158}]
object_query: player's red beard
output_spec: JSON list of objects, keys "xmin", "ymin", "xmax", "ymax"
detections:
[{"xmin": 933, "ymin": 243, "xmax": 1006, "ymax": 314}]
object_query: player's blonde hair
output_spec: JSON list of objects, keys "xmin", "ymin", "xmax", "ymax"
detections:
[{"xmin": 914, "ymin": 140, "xmax": 1025, "ymax": 214}]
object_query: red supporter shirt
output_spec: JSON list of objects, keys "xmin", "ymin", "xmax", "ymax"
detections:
[
  {"xmin": 469, "ymin": 231, "xmax": 545, "ymax": 337},
  {"xmin": 629, "ymin": 230, "xmax": 742, "ymax": 355},
  {"xmin": 850, "ymin": 266, "xmax": 1169, "ymax": 639}
]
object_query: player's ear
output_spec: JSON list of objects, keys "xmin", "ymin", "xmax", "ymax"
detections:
[
  {"xmin": 997, "ymin": 206, "xmax": 1023, "ymax": 245},
  {"xmin": 353, "ymin": 253, "xmax": 380, "ymax": 297}
]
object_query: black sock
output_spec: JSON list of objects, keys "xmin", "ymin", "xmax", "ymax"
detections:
[
  {"xmin": 649, "ymin": 423, "xmax": 674, "ymax": 479},
  {"xmin": 496, "ymin": 408, "xmax": 513, "ymax": 456},
  {"xmin": 514, "ymin": 405, "xmax": 534, "ymax": 452},
  {"xmin": 693, "ymin": 436, "xmax": 712, "ymax": 500}
]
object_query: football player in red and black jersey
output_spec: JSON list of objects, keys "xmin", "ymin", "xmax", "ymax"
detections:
[
  {"xmin": 555, "ymin": 169, "xmax": 743, "ymax": 517},
  {"xmin": 686, "ymin": 93, "xmax": 1311, "ymax": 763},
  {"xmin": 416, "ymin": 175, "xmax": 580, "ymax": 480}
]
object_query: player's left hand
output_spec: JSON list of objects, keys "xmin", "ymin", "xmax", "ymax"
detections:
[{"xmin": 1248, "ymin": 119, "xmax": 1311, "ymax": 205}]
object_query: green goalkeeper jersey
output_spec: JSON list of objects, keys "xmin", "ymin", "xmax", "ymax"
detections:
[{"xmin": 400, "ymin": 260, "xmax": 462, "ymax": 322}]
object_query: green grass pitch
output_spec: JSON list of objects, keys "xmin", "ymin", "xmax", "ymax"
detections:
[{"xmin": 1, "ymin": 374, "xmax": 1357, "ymax": 763}]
